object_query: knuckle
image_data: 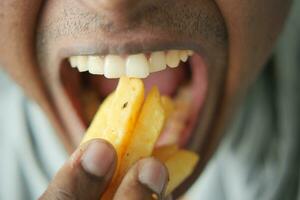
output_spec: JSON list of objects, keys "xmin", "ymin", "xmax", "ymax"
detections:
[
  {"xmin": 55, "ymin": 187, "xmax": 77, "ymax": 200},
  {"xmin": 41, "ymin": 186, "xmax": 77, "ymax": 200}
]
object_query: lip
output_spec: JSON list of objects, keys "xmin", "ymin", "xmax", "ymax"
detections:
[
  {"xmin": 39, "ymin": 24, "xmax": 211, "ymax": 140},
  {"xmin": 57, "ymin": 39, "xmax": 206, "ymax": 64},
  {"xmin": 35, "ymin": 19, "xmax": 206, "ymax": 64}
]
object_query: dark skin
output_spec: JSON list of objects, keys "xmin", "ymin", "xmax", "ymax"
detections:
[{"xmin": 0, "ymin": 0, "xmax": 292, "ymax": 199}]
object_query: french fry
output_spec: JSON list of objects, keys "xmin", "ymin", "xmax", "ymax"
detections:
[
  {"xmin": 82, "ymin": 77, "xmax": 144, "ymax": 200},
  {"xmin": 161, "ymin": 96, "xmax": 175, "ymax": 119},
  {"xmin": 152, "ymin": 144, "xmax": 179, "ymax": 162},
  {"xmin": 81, "ymin": 77, "xmax": 144, "ymax": 160},
  {"xmin": 80, "ymin": 77, "xmax": 199, "ymax": 199},
  {"xmin": 119, "ymin": 87, "xmax": 165, "ymax": 175},
  {"xmin": 104, "ymin": 77, "xmax": 144, "ymax": 158},
  {"xmin": 80, "ymin": 93, "xmax": 114, "ymax": 145},
  {"xmin": 103, "ymin": 87, "xmax": 166, "ymax": 199},
  {"xmin": 163, "ymin": 150, "xmax": 199, "ymax": 195}
]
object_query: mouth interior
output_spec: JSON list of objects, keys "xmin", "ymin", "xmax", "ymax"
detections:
[{"xmin": 60, "ymin": 54, "xmax": 207, "ymax": 148}]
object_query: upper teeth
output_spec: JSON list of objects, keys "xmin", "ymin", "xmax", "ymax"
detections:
[{"xmin": 68, "ymin": 50, "xmax": 194, "ymax": 79}]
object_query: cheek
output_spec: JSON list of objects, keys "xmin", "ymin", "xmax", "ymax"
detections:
[
  {"xmin": 215, "ymin": 0, "xmax": 292, "ymax": 97},
  {"xmin": 0, "ymin": 0, "xmax": 48, "ymax": 105}
]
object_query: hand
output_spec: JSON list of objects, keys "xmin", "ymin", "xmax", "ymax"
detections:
[{"xmin": 39, "ymin": 139, "xmax": 169, "ymax": 200}]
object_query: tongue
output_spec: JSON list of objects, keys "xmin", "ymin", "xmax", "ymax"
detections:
[{"xmin": 89, "ymin": 63, "xmax": 189, "ymax": 98}]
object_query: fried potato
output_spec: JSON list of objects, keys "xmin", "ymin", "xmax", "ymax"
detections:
[
  {"xmin": 119, "ymin": 87, "xmax": 165, "ymax": 175},
  {"xmin": 161, "ymin": 96, "xmax": 175, "ymax": 119},
  {"xmin": 80, "ymin": 93, "xmax": 114, "ymax": 145},
  {"xmin": 164, "ymin": 150, "xmax": 199, "ymax": 195},
  {"xmin": 152, "ymin": 144, "xmax": 179, "ymax": 162},
  {"xmin": 82, "ymin": 77, "xmax": 144, "ymax": 200},
  {"xmin": 104, "ymin": 77, "xmax": 144, "ymax": 158},
  {"xmin": 81, "ymin": 77, "xmax": 144, "ymax": 160},
  {"xmin": 103, "ymin": 87, "xmax": 166, "ymax": 199},
  {"xmin": 80, "ymin": 77, "xmax": 199, "ymax": 199}
]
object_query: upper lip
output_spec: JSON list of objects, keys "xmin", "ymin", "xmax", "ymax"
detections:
[{"xmin": 54, "ymin": 30, "xmax": 207, "ymax": 66}]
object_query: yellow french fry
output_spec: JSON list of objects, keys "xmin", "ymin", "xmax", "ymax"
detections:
[
  {"xmin": 82, "ymin": 77, "xmax": 144, "ymax": 200},
  {"xmin": 104, "ymin": 77, "xmax": 144, "ymax": 157},
  {"xmin": 81, "ymin": 77, "xmax": 144, "ymax": 160},
  {"xmin": 119, "ymin": 87, "xmax": 165, "ymax": 175},
  {"xmin": 103, "ymin": 87, "xmax": 166, "ymax": 199},
  {"xmin": 152, "ymin": 144, "xmax": 179, "ymax": 162},
  {"xmin": 164, "ymin": 150, "xmax": 199, "ymax": 195},
  {"xmin": 80, "ymin": 76, "xmax": 199, "ymax": 199},
  {"xmin": 161, "ymin": 96, "xmax": 175, "ymax": 119},
  {"xmin": 80, "ymin": 93, "xmax": 114, "ymax": 145}
]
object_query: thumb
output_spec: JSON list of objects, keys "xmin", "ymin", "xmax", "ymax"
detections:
[{"xmin": 39, "ymin": 139, "xmax": 116, "ymax": 200}]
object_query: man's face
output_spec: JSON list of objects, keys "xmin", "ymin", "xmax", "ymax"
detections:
[{"xmin": 0, "ymin": 0, "xmax": 292, "ymax": 195}]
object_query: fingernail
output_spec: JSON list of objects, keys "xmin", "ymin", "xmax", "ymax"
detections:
[
  {"xmin": 81, "ymin": 141, "xmax": 115, "ymax": 177},
  {"xmin": 138, "ymin": 158, "xmax": 168, "ymax": 195}
]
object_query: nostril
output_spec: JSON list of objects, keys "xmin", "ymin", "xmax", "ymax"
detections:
[
  {"xmin": 78, "ymin": 0, "xmax": 140, "ymax": 13},
  {"xmin": 97, "ymin": 0, "xmax": 139, "ymax": 10}
]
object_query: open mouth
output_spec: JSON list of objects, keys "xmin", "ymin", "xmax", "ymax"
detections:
[{"xmin": 60, "ymin": 49, "xmax": 208, "ymax": 148}]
